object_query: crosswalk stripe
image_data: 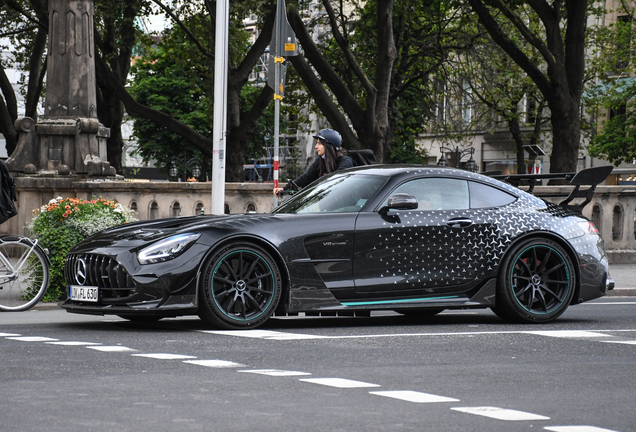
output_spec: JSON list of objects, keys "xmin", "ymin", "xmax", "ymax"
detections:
[
  {"xmin": 46, "ymin": 341, "xmax": 101, "ymax": 346},
  {"xmin": 183, "ymin": 359, "xmax": 244, "ymax": 368},
  {"xmin": 200, "ymin": 329, "xmax": 327, "ymax": 340},
  {"xmin": 6, "ymin": 336, "xmax": 58, "ymax": 342},
  {"xmin": 544, "ymin": 426, "xmax": 621, "ymax": 432},
  {"xmin": 451, "ymin": 406, "xmax": 550, "ymax": 421},
  {"xmin": 370, "ymin": 390, "xmax": 459, "ymax": 403},
  {"xmin": 524, "ymin": 331, "xmax": 612, "ymax": 338},
  {"xmin": 238, "ymin": 369, "xmax": 312, "ymax": 376},
  {"xmin": 132, "ymin": 353, "xmax": 197, "ymax": 360},
  {"xmin": 87, "ymin": 346, "xmax": 135, "ymax": 352},
  {"xmin": 600, "ymin": 340, "xmax": 636, "ymax": 345},
  {"xmin": 299, "ymin": 378, "xmax": 381, "ymax": 388}
]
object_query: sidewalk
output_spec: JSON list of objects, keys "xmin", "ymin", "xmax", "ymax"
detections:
[{"xmin": 608, "ymin": 264, "xmax": 636, "ymax": 297}]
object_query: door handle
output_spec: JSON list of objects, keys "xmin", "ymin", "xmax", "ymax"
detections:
[{"xmin": 446, "ymin": 218, "xmax": 473, "ymax": 228}]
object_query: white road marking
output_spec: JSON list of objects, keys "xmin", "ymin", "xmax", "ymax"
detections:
[
  {"xmin": 0, "ymin": 333, "xmax": 20, "ymax": 337},
  {"xmin": 600, "ymin": 340, "xmax": 636, "ymax": 345},
  {"xmin": 46, "ymin": 341, "xmax": 101, "ymax": 346},
  {"xmin": 370, "ymin": 390, "xmax": 459, "ymax": 403},
  {"xmin": 583, "ymin": 302, "xmax": 636, "ymax": 305},
  {"xmin": 183, "ymin": 359, "xmax": 244, "ymax": 368},
  {"xmin": 87, "ymin": 346, "xmax": 136, "ymax": 352},
  {"xmin": 451, "ymin": 406, "xmax": 550, "ymax": 421},
  {"xmin": 200, "ymin": 329, "xmax": 327, "ymax": 340},
  {"xmin": 132, "ymin": 353, "xmax": 197, "ymax": 360},
  {"xmin": 203, "ymin": 329, "xmax": 636, "ymax": 341},
  {"xmin": 6, "ymin": 336, "xmax": 58, "ymax": 342},
  {"xmin": 545, "ymin": 426, "xmax": 621, "ymax": 432},
  {"xmin": 299, "ymin": 378, "xmax": 381, "ymax": 388},
  {"xmin": 524, "ymin": 331, "xmax": 612, "ymax": 338},
  {"xmin": 238, "ymin": 369, "xmax": 312, "ymax": 376}
]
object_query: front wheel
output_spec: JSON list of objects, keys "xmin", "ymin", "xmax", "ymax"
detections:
[
  {"xmin": 198, "ymin": 243, "xmax": 282, "ymax": 329},
  {"xmin": 494, "ymin": 238, "xmax": 576, "ymax": 324},
  {"xmin": 0, "ymin": 239, "xmax": 50, "ymax": 312}
]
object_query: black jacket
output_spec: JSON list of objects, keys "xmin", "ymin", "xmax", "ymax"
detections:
[{"xmin": 284, "ymin": 156, "xmax": 354, "ymax": 190}]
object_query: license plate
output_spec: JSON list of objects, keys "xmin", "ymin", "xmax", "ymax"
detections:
[{"xmin": 70, "ymin": 285, "xmax": 99, "ymax": 302}]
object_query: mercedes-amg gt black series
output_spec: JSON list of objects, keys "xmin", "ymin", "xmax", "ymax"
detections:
[{"xmin": 61, "ymin": 165, "xmax": 614, "ymax": 329}]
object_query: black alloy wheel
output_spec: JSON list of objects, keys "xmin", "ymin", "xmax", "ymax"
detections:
[
  {"xmin": 493, "ymin": 238, "xmax": 576, "ymax": 323},
  {"xmin": 198, "ymin": 243, "xmax": 281, "ymax": 329}
]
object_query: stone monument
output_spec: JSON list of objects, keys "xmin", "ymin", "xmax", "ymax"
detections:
[{"xmin": 6, "ymin": 0, "xmax": 115, "ymax": 176}]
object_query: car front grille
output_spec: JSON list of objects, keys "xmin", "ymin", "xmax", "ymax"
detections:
[{"xmin": 65, "ymin": 253, "xmax": 135, "ymax": 300}]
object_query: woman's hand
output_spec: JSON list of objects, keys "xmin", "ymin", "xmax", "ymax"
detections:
[{"xmin": 273, "ymin": 187, "xmax": 284, "ymax": 197}]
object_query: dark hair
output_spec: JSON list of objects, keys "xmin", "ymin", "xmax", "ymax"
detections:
[{"xmin": 318, "ymin": 142, "xmax": 347, "ymax": 176}]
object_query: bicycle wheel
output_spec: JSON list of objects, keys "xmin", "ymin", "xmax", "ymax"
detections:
[{"xmin": 0, "ymin": 239, "xmax": 50, "ymax": 311}]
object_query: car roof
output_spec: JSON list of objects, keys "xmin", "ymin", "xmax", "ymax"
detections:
[{"xmin": 343, "ymin": 164, "xmax": 498, "ymax": 182}]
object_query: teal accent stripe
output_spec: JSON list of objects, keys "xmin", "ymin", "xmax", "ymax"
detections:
[{"xmin": 342, "ymin": 296, "xmax": 459, "ymax": 307}]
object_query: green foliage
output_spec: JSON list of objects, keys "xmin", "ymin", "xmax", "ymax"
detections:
[
  {"xmin": 390, "ymin": 85, "xmax": 430, "ymax": 163},
  {"xmin": 584, "ymin": 3, "xmax": 636, "ymax": 165},
  {"xmin": 28, "ymin": 197, "xmax": 138, "ymax": 301},
  {"xmin": 588, "ymin": 79, "xmax": 636, "ymax": 165},
  {"xmin": 129, "ymin": 10, "xmax": 271, "ymax": 176}
]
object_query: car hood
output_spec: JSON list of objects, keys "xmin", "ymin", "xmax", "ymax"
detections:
[{"xmin": 70, "ymin": 214, "xmax": 284, "ymax": 252}]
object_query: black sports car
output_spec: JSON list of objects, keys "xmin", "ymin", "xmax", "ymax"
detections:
[{"xmin": 61, "ymin": 165, "xmax": 614, "ymax": 329}]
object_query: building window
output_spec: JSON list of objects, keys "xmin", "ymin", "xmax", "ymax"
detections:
[
  {"xmin": 462, "ymin": 80, "xmax": 472, "ymax": 125},
  {"xmin": 130, "ymin": 201, "xmax": 137, "ymax": 212},
  {"xmin": 195, "ymin": 202, "xmax": 205, "ymax": 216},
  {"xmin": 245, "ymin": 203, "xmax": 256, "ymax": 213},
  {"xmin": 616, "ymin": 15, "xmax": 631, "ymax": 70},
  {"xmin": 172, "ymin": 201, "xmax": 181, "ymax": 217},
  {"xmin": 224, "ymin": 203, "xmax": 230, "ymax": 214},
  {"xmin": 149, "ymin": 201, "xmax": 159, "ymax": 220},
  {"xmin": 612, "ymin": 205, "xmax": 623, "ymax": 241}
]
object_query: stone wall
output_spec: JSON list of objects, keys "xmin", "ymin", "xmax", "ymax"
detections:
[
  {"xmin": 536, "ymin": 185, "xmax": 636, "ymax": 264},
  {"xmin": 3, "ymin": 176, "xmax": 635, "ymax": 264},
  {"xmin": 2, "ymin": 176, "xmax": 275, "ymax": 237}
]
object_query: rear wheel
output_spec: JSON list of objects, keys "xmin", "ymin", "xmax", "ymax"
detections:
[
  {"xmin": 494, "ymin": 238, "xmax": 575, "ymax": 323},
  {"xmin": 198, "ymin": 243, "xmax": 281, "ymax": 329},
  {"xmin": 0, "ymin": 239, "xmax": 49, "ymax": 312}
]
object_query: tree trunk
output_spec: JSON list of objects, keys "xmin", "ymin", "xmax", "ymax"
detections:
[{"xmin": 467, "ymin": 0, "xmax": 588, "ymax": 174}]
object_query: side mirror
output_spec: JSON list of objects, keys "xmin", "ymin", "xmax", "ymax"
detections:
[{"xmin": 380, "ymin": 193, "xmax": 418, "ymax": 214}]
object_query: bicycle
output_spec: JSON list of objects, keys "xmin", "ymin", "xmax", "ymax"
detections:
[
  {"xmin": 0, "ymin": 235, "xmax": 50, "ymax": 311},
  {"xmin": 0, "ymin": 160, "xmax": 50, "ymax": 312}
]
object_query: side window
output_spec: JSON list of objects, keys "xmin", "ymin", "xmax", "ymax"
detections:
[
  {"xmin": 384, "ymin": 178, "xmax": 469, "ymax": 211},
  {"xmin": 469, "ymin": 181, "xmax": 516, "ymax": 209}
]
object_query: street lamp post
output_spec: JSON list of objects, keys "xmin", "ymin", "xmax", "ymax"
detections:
[
  {"xmin": 437, "ymin": 146, "xmax": 478, "ymax": 172},
  {"xmin": 170, "ymin": 157, "xmax": 201, "ymax": 182}
]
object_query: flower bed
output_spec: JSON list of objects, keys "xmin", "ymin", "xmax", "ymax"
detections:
[{"xmin": 29, "ymin": 197, "xmax": 137, "ymax": 301}]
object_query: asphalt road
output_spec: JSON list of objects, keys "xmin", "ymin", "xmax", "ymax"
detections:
[{"xmin": 1, "ymin": 298, "xmax": 635, "ymax": 432}]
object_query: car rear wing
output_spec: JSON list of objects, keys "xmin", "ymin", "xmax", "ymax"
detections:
[{"xmin": 487, "ymin": 166, "xmax": 613, "ymax": 213}]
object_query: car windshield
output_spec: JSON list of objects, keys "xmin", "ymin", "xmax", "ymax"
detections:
[{"xmin": 272, "ymin": 173, "xmax": 387, "ymax": 214}]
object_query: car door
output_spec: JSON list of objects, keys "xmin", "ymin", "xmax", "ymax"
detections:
[{"xmin": 352, "ymin": 177, "xmax": 498, "ymax": 296}]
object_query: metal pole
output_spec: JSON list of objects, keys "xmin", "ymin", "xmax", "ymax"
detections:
[
  {"xmin": 211, "ymin": 0, "xmax": 229, "ymax": 215},
  {"xmin": 272, "ymin": 8, "xmax": 282, "ymax": 209}
]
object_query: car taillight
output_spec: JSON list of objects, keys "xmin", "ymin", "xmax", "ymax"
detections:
[{"xmin": 578, "ymin": 221, "xmax": 598, "ymax": 234}]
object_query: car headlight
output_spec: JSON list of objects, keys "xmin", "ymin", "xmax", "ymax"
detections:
[{"xmin": 138, "ymin": 233, "xmax": 201, "ymax": 265}]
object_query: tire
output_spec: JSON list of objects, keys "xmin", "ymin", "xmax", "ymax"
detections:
[
  {"xmin": 0, "ymin": 239, "xmax": 50, "ymax": 312},
  {"xmin": 198, "ymin": 243, "xmax": 282, "ymax": 329},
  {"xmin": 494, "ymin": 238, "xmax": 576, "ymax": 323}
]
